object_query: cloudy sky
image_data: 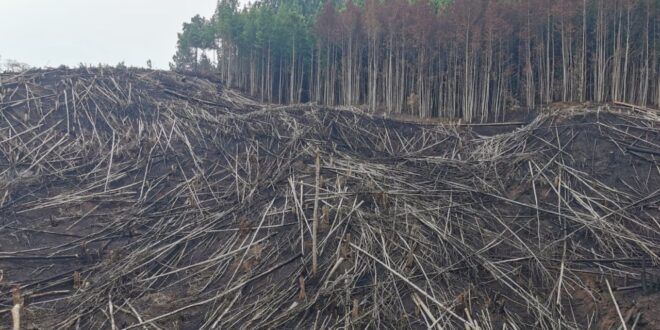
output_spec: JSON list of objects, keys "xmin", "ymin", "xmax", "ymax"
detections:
[{"xmin": 0, "ymin": 0, "xmax": 250, "ymax": 69}]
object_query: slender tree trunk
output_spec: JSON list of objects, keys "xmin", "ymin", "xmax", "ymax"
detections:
[{"xmin": 290, "ymin": 36, "xmax": 296, "ymax": 104}]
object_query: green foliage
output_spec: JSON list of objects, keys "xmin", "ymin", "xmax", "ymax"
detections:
[
  {"xmin": 174, "ymin": 0, "xmax": 329, "ymax": 71},
  {"xmin": 430, "ymin": 0, "xmax": 452, "ymax": 10},
  {"xmin": 172, "ymin": 14, "xmax": 216, "ymax": 70},
  {"xmin": 173, "ymin": 0, "xmax": 660, "ymax": 118}
]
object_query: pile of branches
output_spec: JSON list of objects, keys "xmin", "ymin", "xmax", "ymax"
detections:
[{"xmin": 1, "ymin": 68, "xmax": 659, "ymax": 329}]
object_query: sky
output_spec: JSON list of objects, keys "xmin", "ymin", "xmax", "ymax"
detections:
[{"xmin": 0, "ymin": 0, "xmax": 250, "ymax": 69}]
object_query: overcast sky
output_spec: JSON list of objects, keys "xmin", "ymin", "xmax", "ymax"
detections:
[{"xmin": 0, "ymin": 0, "xmax": 250, "ymax": 69}]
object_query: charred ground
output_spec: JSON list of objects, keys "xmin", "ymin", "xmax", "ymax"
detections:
[{"xmin": 1, "ymin": 68, "xmax": 659, "ymax": 329}]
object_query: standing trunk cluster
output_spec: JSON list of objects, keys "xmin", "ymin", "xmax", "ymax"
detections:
[{"xmin": 187, "ymin": 0, "xmax": 660, "ymax": 122}]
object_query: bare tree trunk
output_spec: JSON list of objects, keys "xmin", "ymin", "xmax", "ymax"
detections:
[
  {"xmin": 581, "ymin": 0, "xmax": 587, "ymax": 102},
  {"xmin": 290, "ymin": 36, "xmax": 296, "ymax": 104}
]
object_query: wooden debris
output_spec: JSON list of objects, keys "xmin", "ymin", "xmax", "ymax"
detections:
[{"xmin": 0, "ymin": 68, "xmax": 658, "ymax": 329}]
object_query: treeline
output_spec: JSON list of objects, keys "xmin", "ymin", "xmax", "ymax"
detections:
[{"xmin": 173, "ymin": 0, "xmax": 660, "ymax": 121}]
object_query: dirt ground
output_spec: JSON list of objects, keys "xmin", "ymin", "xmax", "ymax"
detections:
[{"xmin": 1, "ymin": 68, "xmax": 659, "ymax": 329}]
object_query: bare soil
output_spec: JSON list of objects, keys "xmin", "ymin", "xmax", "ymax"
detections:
[{"xmin": 1, "ymin": 68, "xmax": 659, "ymax": 329}]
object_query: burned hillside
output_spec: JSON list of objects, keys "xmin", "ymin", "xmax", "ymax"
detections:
[{"xmin": 1, "ymin": 68, "xmax": 660, "ymax": 329}]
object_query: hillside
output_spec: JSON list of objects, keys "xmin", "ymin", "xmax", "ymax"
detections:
[{"xmin": 1, "ymin": 68, "xmax": 660, "ymax": 329}]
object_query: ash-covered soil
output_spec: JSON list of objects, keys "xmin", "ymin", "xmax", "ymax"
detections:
[{"xmin": 1, "ymin": 68, "xmax": 659, "ymax": 329}]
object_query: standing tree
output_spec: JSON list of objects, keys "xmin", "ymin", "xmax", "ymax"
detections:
[{"xmin": 175, "ymin": 0, "xmax": 660, "ymax": 121}]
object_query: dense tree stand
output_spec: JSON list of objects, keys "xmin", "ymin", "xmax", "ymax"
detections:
[{"xmin": 173, "ymin": 0, "xmax": 659, "ymax": 122}]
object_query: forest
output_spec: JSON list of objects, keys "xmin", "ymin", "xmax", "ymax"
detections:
[
  {"xmin": 174, "ymin": 0, "xmax": 660, "ymax": 121},
  {"xmin": 3, "ymin": 2, "xmax": 660, "ymax": 327}
]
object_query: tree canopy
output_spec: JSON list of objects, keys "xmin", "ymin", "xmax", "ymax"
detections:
[{"xmin": 173, "ymin": 0, "xmax": 660, "ymax": 121}]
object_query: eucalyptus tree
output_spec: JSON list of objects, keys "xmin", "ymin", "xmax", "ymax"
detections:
[{"xmin": 176, "ymin": 0, "xmax": 659, "ymax": 121}]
